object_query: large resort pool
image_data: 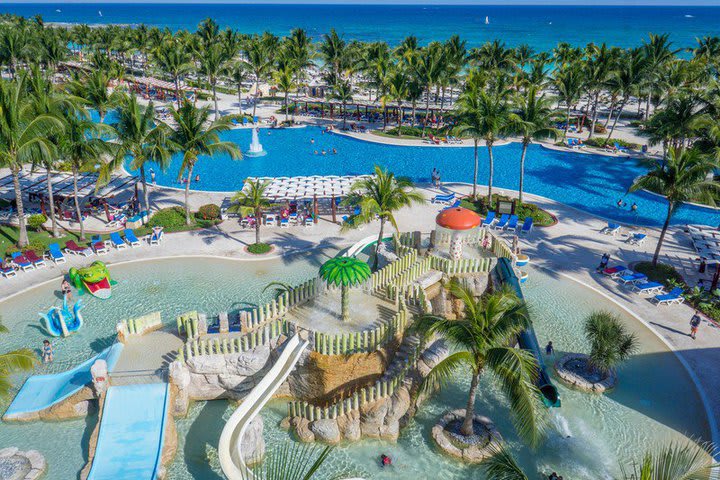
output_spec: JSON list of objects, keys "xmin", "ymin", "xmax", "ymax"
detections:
[
  {"xmin": 123, "ymin": 125, "xmax": 720, "ymax": 228},
  {"xmin": 0, "ymin": 254, "xmax": 710, "ymax": 479}
]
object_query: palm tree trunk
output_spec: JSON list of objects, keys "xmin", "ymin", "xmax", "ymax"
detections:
[
  {"xmin": 461, "ymin": 371, "xmax": 481, "ymax": 436},
  {"xmin": 140, "ymin": 165, "xmax": 151, "ymax": 214},
  {"xmin": 653, "ymin": 202, "xmax": 673, "ymax": 266},
  {"xmin": 604, "ymin": 99, "xmax": 616, "ymax": 128},
  {"xmin": 487, "ymin": 143, "xmax": 495, "ymax": 207},
  {"xmin": 237, "ymin": 83, "xmax": 243, "ymax": 114},
  {"xmin": 184, "ymin": 164, "xmax": 194, "ymax": 225},
  {"xmin": 341, "ymin": 284, "xmax": 349, "ymax": 322},
  {"xmin": 373, "ymin": 217, "xmax": 385, "ymax": 272},
  {"xmin": 72, "ymin": 165, "xmax": 85, "ymax": 241},
  {"xmin": 255, "ymin": 221, "xmax": 261, "ymax": 245},
  {"xmin": 175, "ymin": 77, "xmax": 181, "ymax": 108},
  {"xmin": 472, "ymin": 139, "xmax": 479, "ymax": 199},
  {"xmin": 412, "ymin": 101, "xmax": 417, "ymax": 127},
  {"xmin": 253, "ymin": 76, "xmax": 260, "ymax": 117},
  {"xmin": 212, "ymin": 82, "xmax": 219, "ymax": 120},
  {"xmin": 588, "ymin": 91, "xmax": 599, "ymax": 139},
  {"xmin": 607, "ymin": 97, "xmax": 627, "ymax": 141},
  {"xmin": 342, "ymin": 102, "xmax": 347, "ymax": 130},
  {"xmin": 284, "ymin": 91, "xmax": 289, "ymax": 123},
  {"xmin": 423, "ymin": 86, "xmax": 431, "ymax": 134},
  {"xmin": 46, "ymin": 168, "xmax": 59, "ymax": 237},
  {"xmin": 519, "ymin": 141, "xmax": 528, "ymax": 204},
  {"xmin": 564, "ymin": 103, "xmax": 571, "ymax": 138},
  {"xmin": 11, "ymin": 166, "xmax": 29, "ymax": 247}
]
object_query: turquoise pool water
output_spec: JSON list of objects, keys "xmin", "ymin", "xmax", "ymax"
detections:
[
  {"xmin": 122, "ymin": 126, "xmax": 720, "ymax": 228},
  {"xmin": 168, "ymin": 266, "xmax": 709, "ymax": 480}
]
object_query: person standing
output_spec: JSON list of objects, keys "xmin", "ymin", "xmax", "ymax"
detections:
[
  {"xmin": 545, "ymin": 341, "xmax": 554, "ymax": 356},
  {"xmin": 149, "ymin": 168, "xmax": 156, "ymax": 184},
  {"xmin": 41, "ymin": 340, "xmax": 54, "ymax": 363},
  {"xmin": 690, "ymin": 311, "xmax": 702, "ymax": 340},
  {"xmin": 596, "ymin": 253, "xmax": 610, "ymax": 272}
]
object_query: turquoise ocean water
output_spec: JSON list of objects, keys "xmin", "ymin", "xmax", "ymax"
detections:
[{"xmin": 2, "ymin": 4, "xmax": 720, "ymax": 51}]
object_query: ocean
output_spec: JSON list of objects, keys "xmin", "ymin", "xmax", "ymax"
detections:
[{"xmin": 2, "ymin": 3, "xmax": 720, "ymax": 51}]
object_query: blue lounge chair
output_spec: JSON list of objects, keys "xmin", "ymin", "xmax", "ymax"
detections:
[
  {"xmin": 629, "ymin": 233, "xmax": 647, "ymax": 246},
  {"xmin": 614, "ymin": 142, "xmax": 630, "ymax": 153},
  {"xmin": 482, "ymin": 211, "xmax": 496, "ymax": 227},
  {"xmin": 653, "ymin": 287, "xmax": 684, "ymax": 306},
  {"xmin": 109, "ymin": 232, "xmax": 128, "ymax": 249},
  {"xmin": 124, "ymin": 229, "xmax": 141, "ymax": 247},
  {"xmin": 46, "ymin": 243, "xmax": 66, "ymax": 264},
  {"xmin": 494, "ymin": 214, "xmax": 510, "ymax": 230},
  {"xmin": 443, "ymin": 199, "xmax": 462, "ymax": 210},
  {"xmin": 242, "ymin": 117, "xmax": 248, "ymax": 126},
  {"xmin": 520, "ymin": 217, "xmax": 533, "ymax": 234},
  {"xmin": 631, "ymin": 281, "xmax": 665, "ymax": 294},
  {"xmin": 618, "ymin": 272, "xmax": 648, "ymax": 284},
  {"xmin": 11, "ymin": 252, "xmax": 35, "ymax": 272},
  {"xmin": 506, "ymin": 215, "xmax": 519, "ymax": 230},
  {"xmin": 150, "ymin": 227, "xmax": 164, "ymax": 245},
  {"xmin": 1, "ymin": 265, "xmax": 16, "ymax": 278},
  {"xmin": 602, "ymin": 222, "xmax": 621, "ymax": 236},
  {"xmin": 602, "ymin": 265, "xmax": 628, "ymax": 277},
  {"xmin": 431, "ymin": 193, "xmax": 455, "ymax": 205}
]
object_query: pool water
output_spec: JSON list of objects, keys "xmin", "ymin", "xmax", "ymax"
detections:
[
  {"xmin": 122, "ymin": 126, "xmax": 720, "ymax": 227},
  {"xmin": 0, "ymin": 251, "xmax": 335, "ymax": 479},
  {"xmin": 167, "ymin": 266, "xmax": 710, "ymax": 480}
]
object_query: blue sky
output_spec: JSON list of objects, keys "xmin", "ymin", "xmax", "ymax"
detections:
[{"xmin": 6, "ymin": 0, "xmax": 720, "ymax": 4}]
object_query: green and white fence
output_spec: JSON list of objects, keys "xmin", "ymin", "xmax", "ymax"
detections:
[
  {"xmin": 118, "ymin": 311, "xmax": 162, "ymax": 339},
  {"xmin": 310, "ymin": 307, "xmax": 409, "ymax": 355},
  {"xmin": 369, "ymin": 249, "xmax": 418, "ymax": 291}
]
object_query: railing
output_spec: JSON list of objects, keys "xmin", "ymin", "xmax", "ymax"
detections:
[
  {"xmin": 369, "ymin": 249, "xmax": 418, "ymax": 291},
  {"xmin": 118, "ymin": 311, "xmax": 162, "ymax": 338},
  {"xmin": 428, "ymin": 254, "xmax": 491, "ymax": 275},
  {"xmin": 287, "ymin": 344, "xmax": 419, "ymax": 421}
]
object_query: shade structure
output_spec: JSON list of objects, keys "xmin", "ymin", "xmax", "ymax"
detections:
[
  {"xmin": 242, "ymin": 174, "xmax": 372, "ymax": 200},
  {"xmin": 436, "ymin": 207, "xmax": 482, "ymax": 231}
]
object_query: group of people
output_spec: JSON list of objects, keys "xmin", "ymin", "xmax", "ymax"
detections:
[
  {"xmin": 309, "ymin": 137, "xmax": 339, "ymax": 156},
  {"xmin": 616, "ymin": 199, "xmax": 638, "ymax": 215},
  {"xmin": 548, "ymin": 473, "xmax": 564, "ymax": 480}
]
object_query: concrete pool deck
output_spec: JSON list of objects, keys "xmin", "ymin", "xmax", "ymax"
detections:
[{"xmin": 2, "ymin": 181, "xmax": 720, "ymax": 444}]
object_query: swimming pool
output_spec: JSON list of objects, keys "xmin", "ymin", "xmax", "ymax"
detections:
[{"xmin": 122, "ymin": 126, "xmax": 720, "ymax": 228}]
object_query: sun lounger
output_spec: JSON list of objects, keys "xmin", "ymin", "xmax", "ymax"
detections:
[
  {"xmin": 602, "ymin": 265, "xmax": 628, "ymax": 277},
  {"xmin": 105, "ymin": 213, "xmax": 126, "ymax": 228},
  {"xmin": 614, "ymin": 142, "xmax": 630, "ymax": 153},
  {"xmin": 24, "ymin": 250, "xmax": 47, "ymax": 268},
  {"xmin": 652, "ymin": 287, "xmax": 684, "ymax": 306},
  {"xmin": 494, "ymin": 214, "xmax": 510, "ymax": 230},
  {"xmin": 520, "ymin": 217, "xmax": 533, "ymax": 234},
  {"xmin": 628, "ymin": 233, "xmax": 647, "ymax": 245},
  {"xmin": 124, "ymin": 229, "xmax": 141, "ymax": 247},
  {"xmin": 602, "ymin": 222, "xmax": 621, "ymax": 236},
  {"xmin": 618, "ymin": 272, "xmax": 648, "ymax": 284},
  {"xmin": 65, "ymin": 240, "xmax": 93, "ymax": 256},
  {"xmin": 280, "ymin": 218, "xmax": 289, "ymax": 228},
  {"xmin": 91, "ymin": 235, "xmax": 109, "ymax": 255},
  {"xmin": 443, "ymin": 199, "xmax": 462, "ymax": 209},
  {"xmin": 631, "ymin": 281, "xmax": 665, "ymax": 295},
  {"xmin": 431, "ymin": 193, "xmax": 455, "ymax": 205},
  {"xmin": 1, "ymin": 265, "xmax": 16, "ymax": 278},
  {"xmin": 11, "ymin": 252, "xmax": 35, "ymax": 272},
  {"xmin": 46, "ymin": 243, "xmax": 66, "ymax": 264},
  {"xmin": 109, "ymin": 232, "xmax": 128, "ymax": 249},
  {"xmin": 150, "ymin": 227, "xmax": 164, "ymax": 245},
  {"xmin": 506, "ymin": 215, "xmax": 519, "ymax": 230},
  {"xmin": 482, "ymin": 211, "xmax": 496, "ymax": 228}
]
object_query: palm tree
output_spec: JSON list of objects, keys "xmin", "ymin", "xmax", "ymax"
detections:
[
  {"xmin": 583, "ymin": 311, "xmax": 638, "ymax": 376},
  {"xmin": 555, "ymin": 64, "xmax": 584, "ymax": 138},
  {"xmin": 247, "ymin": 443, "xmax": 333, "ymax": 480},
  {"xmin": 454, "ymin": 72, "xmax": 511, "ymax": 204},
  {"xmin": 169, "ymin": 101, "xmax": 242, "ymax": 225},
  {"xmin": 198, "ymin": 43, "xmax": 230, "ymax": 120},
  {"xmin": 319, "ymin": 29, "xmax": 347, "ymax": 86},
  {"xmin": 330, "ymin": 80, "xmax": 353, "ymax": 130},
  {"xmin": 69, "ymin": 70, "xmax": 118, "ymax": 123},
  {"xmin": 584, "ymin": 43, "xmax": 613, "ymax": 139},
  {"xmin": 630, "ymin": 147, "xmax": 720, "ymax": 265},
  {"xmin": 286, "ymin": 28, "xmax": 315, "ymax": 98},
  {"xmin": 110, "ymin": 95, "xmax": 172, "ymax": 214},
  {"xmin": 342, "ymin": 166, "xmax": 423, "ymax": 271},
  {"xmin": 59, "ymin": 108, "xmax": 113, "ymax": 241},
  {"xmin": 245, "ymin": 37, "xmax": 273, "ymax": 118},
  {"xmin": 606, "ymin": 48, "xmax": 646, "ymax": 141},
  {"xmin": 319, "ymin": 257, "xmax": 371, "ymax": 322},
  {"xmin": 230, "ymin": 179, "xmax": 271, "ymax": 245},
  {"xmin": 509, "ymin": 85, "xmax": 558, "ymax": 204},
  {"xmin": 274, "ymin": 63, "xmax": 296, "ymax": 124},
  {"xmin": 0, "ymin": 74, "xmax": 63, "ymax": 247},
  {"xmin": 414, "ymin": 281, "xmax": 545, "ymax": 444},
  {"xmin": 153, "ymin": 40, "xmax": 192, "ymax": 108},
  {"xmin": 0, "ymin": 318, "xmax": 36, "ymax": 401},
  {"xmin": 386, "ymin": 69, "xmax": 410, "ymax": 129},
  {"xmin": 228, "ymin": 60, "xmax": 249, "ymax": 115},
  {"xmin": 411, "ymin": 43, "xmax": 444, "ymax": 133}
]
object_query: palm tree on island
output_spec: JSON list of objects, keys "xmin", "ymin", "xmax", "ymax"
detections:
[
  {"xmin": 414, "ymin": 280, "xmax": 546, "ymax": 445},
  {"xmin": 342, "ymin": 166, "xmax": 424, "ymax": 271},
  {"xmin": 169, "ymin": 100, "xmax": 242, "ymax": 225},
  {"xmin": 582, "ymin": 311, "xmax": 638, "ymax": 377}
]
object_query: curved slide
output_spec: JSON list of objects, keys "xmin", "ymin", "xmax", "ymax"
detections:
[
  {"xmin": 496, "ymin": 258, "xmax": 561, "ymax": 408},
  {"xmin": 219, "ymin": 334, "xmax": 309, "ymax": 480},
  {"xmin": 4, "ymin": 344, "xmax": 123, "ymax": 420}
]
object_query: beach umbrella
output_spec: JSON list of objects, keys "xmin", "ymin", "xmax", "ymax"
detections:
[{"xmin": 319, "ymin": 256, "xmax": 372, "ymax": 322}]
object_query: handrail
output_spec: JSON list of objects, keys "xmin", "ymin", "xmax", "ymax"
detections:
[{"xmin": 218, "ymin": 334, "xmax": 308, "ymax": 480}]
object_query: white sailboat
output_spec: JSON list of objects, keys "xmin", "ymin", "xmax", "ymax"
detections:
[
  {"xmin": 98, "ymin": 10, "xmax": 103, "ymax": 17},
  {"xmin": 485, "ymin": 16, "xmax": 489, "ymax": 25}
]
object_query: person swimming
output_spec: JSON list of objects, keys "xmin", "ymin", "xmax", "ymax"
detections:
[
  {"xmin": 380, "ymin": 454, "xmax": 392, "ymax": 467},
  {"xmin": 332, "ymin": 148, "xmax": 337, "ymax": 154}
]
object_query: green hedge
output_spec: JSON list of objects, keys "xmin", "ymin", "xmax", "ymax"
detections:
[
  {"xmin": 585, "ymin": 138, "xmax": 641, "ymax": 150},
  {"xmin": 196, "ymin": 204, "xmax": 221, "ymax": 221},
  {"xmin": 247, "ymin": 242, "xmax": 272, "ymax": 254},
  {"xmin": 28, "ymin": 214, "xmax": 47, "ymax": 232}
]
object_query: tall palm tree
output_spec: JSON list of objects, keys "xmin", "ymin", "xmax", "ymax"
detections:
[
  {"xmin": 606, "ymin": 48, "xmax": 646, "ymax": 141},
  {"xmin": 319, "ymin": 29, "xmax": 347, "ymax": 86},
  {"xmin": 198, "ymin": 43, "xmax": 230, "ymax": 120},
  {"xmin": 411, "ymin": 43, "xmax": 444, "ymax": 133},
  {"xmin": 454, "ymin": 72, "xmax": 511, "ymax": 204},
  {"xmin": 330, "ymin": 80, "xmax": 353, "ymax": 130},
  {"xmin": 245, "ymin": 36, "xmax": 273, "ymax": 118},
  {"xmin": 59, "ymin": 108, "xmax": 113, "ymax": 241},
  {"xmin": 286, "ymin": 28, "xmax": 315, "ymax": 98},
  {"xmin": 109, "ymin": 95, "xmax": 172, "ymax": 214},
  {"xmin": 169, "ymin": 101, "xmax": 242, "ymax": 225},
  {"xmin": 0, "ymin": 318, "xmax": 36, "ymax": 401},
  {"xmin": 274, "ymin": 63, "xmax": 296, "ymax": 124},
  {"xmin": 415, "ymin": 281, "xmax": 546, "ymax": 444},
  {"xmin": 69, "ymin": 70, "xmax": 118, "ymax": 123},
  {"xmin": 342, "ymin": 166, "xmax": 423, "ymax": 271},
  {"xmin": 230, "ymin": 179, "xmax": 271, "ymax": 245},
  {"xmin": 509, "ymin": 85, "xmax": 558, "ymax": 204},
  {"xmin": 228, "ymin": 60, "xmax": 250, "ymax": 115},
  {"xmin": 584, "ymin": 43, "xmax": 613, "ymax": 139},
  {"xmin": 153, "ymin": 40, "xmax": 192, "ymax": 108},
  {"xmin": 555, "ymin": 64, "xmax": 585, "ymax": 138},
  {"xmin": 630, "ymin": 147, "xmax": 720, "ymax": 265},
  {"xmin": 0, "ymin": 74, "xmax": 63, "ymax": 247},
  {"xmin": 386, "ymin": 69, "xmax": 410, "ymax": 129}
]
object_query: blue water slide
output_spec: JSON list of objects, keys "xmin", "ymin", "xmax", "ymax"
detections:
[
  {"xmin": 3, "ymin": 343, "xmax": 123, "ymax": 419},
  {"xmin": 496, "ymin": 258, "xmax": 561, "ymax": 408},
  {"xmin": 87, "ymin": 383, "xmax": 170, "ymax": 480}
]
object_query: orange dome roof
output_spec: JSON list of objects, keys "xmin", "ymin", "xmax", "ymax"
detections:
[{"xmin": 435, "ymin": 207, "xmax": 481, "ymax": 231}]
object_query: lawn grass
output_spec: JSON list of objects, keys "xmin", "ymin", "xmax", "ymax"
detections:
[
  {"xmin": 633, "ymin": 261, "xmax": 685, "ymax": 287},
  {"xmin": 0, "ymin": 224, "xmax": 83, "ymax": 256}
]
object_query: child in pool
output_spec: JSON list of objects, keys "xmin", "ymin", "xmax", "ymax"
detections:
[{"xmin": 42, "ymin": 340, "xmax": 53, "ymax": 363}]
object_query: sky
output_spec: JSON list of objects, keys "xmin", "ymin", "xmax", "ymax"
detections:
[{"xmin": 5, "ymin": 0, "xmax": 720, "ymax": 4}]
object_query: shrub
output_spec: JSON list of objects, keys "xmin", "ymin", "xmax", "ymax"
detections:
[
  {"xmin": 585, "ymin": 138, "xmax": 641, "ymax": 150},
  {"xmin": 28, "ymin": 213, "xmax": 47, "ymax": 232},
  {"xmin": 196, "ymin": 204, "xmax": 221, "ymax": 221},
  {"xmin": 247, "ymin": 242, "xmax": 272, "ymax": 254},
  {"xmin": 148, "ymin": 207, "xmax": 187, "ymax": 229}
]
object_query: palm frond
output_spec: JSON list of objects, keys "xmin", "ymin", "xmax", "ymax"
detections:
[{"xmin": 481, "ymin": 444, "xmax": 529, "ymax": 480}]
